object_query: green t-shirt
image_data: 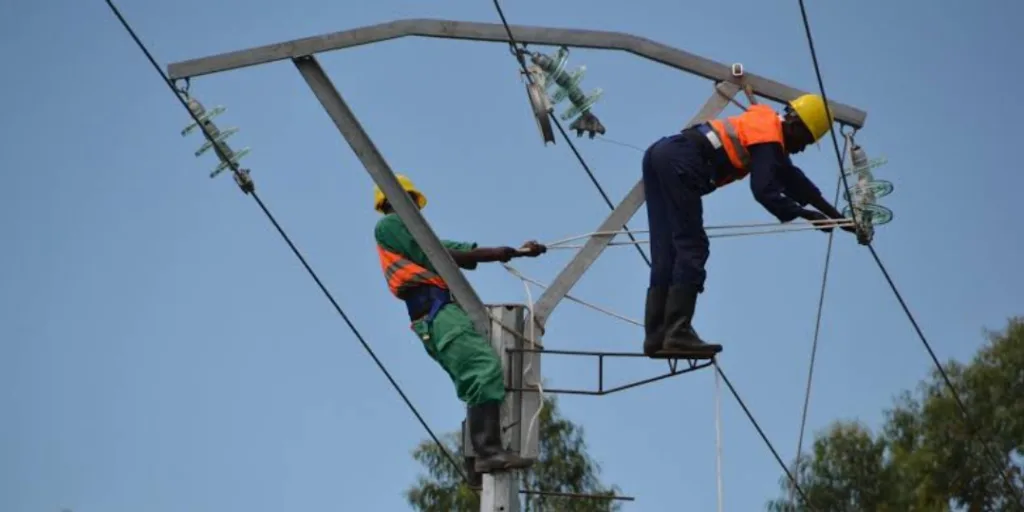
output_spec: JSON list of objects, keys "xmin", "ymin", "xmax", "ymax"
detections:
[{"xmin": 374, "ymin": 213, "xmax": 479, "ymax": 273}]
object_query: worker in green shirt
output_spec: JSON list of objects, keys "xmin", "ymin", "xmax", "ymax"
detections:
[{"xmin": 373, "ymin": 174, "xmax": 546, "ymax": 474}]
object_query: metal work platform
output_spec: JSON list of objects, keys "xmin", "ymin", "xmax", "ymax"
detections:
[{"xmin": 506, "ymin": 347, "xmax": 713, "ymax": 396}]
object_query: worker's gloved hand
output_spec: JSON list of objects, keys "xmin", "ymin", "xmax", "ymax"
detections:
[
  {"xmin": 838, "ymin": 220, "xmax": 858, "ymax": 234},
  {"xmin": 516, "ymin": 240, "xmax": 547, "ymax": 258},
  {"xmin": 798, "ymin": 209, "xmax": 834, "ymax": 233}
]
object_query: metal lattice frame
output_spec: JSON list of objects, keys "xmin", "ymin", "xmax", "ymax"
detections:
[{"xmin": 167, "ymin": 20, "xmax": 868, "ymax": 509}]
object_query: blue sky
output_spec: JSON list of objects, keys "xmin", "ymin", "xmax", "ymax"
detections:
[{"xmin": 2, "ymin": 0, "xmax": 1023, "ymax": 510}]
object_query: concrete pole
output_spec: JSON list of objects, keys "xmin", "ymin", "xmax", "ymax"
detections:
[{"xmin": 479, "ymin": 304, "xmax": 526, "ymax": 512}]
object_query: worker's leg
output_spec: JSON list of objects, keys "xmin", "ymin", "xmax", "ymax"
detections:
[
  {"xmin": 647, "ymin": 135, "xmax": 722, "ymax": 358},
  {"xmin": 412, "ymin": 304, "xmax": 533, "ymax": 473},
  {"xmin": 642, "ymin": 139, "xmax": 673, "ymax": 356}
]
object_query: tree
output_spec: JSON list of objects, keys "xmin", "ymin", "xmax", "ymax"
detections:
[
  {"xmin": 768, "ymin": 317, "xmax": 1024, "ymax": 511},
  {"xmin": 405, "ymin": 394, "xmax": 622, "ymax": 511}
]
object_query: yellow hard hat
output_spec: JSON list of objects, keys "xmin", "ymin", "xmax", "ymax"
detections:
[
  {"xmin": 788, "ymin": 94, "xmax": 834, "ymax": 142},
  {"xmin": 373, "ymin": 174, "xmax": 427, "ymax": 213}
]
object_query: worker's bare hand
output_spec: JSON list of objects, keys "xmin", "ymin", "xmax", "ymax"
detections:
[
  {"xmin": 491, "ymin": 247, "xmax": 519, "ymax": 263},
  {"xmin": 517, "ymin": 240, "xmax": 547, "ymax": 258}
]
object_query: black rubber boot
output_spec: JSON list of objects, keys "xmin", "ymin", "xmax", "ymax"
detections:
[
  {"xmin": 464, "ymin": 457, "xmax": 483, "ymax": 490},
  {"xmin": 643, "ymin": 286, "xmax": 669, "ymax": 357},
  {"xmin": 469, "ymin": 401, "xmax": 535, "ymax": 473},
  {"xmin": 657, "ymin": 284, "xmax": 722, "ymax": 359}
]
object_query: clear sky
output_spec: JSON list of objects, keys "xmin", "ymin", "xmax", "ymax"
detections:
[{"xmin": 2, "ymin": 0, "xmax": 1023, "ymax": 510}]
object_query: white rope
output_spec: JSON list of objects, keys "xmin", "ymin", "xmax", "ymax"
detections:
[
  {"xmin": 545, "ymin": 220, "xmax": 856, "ymax": 250},
  {"xmin": 502, "ymin": 264, "xmax": 642, "ymax": 327},
  {"xmin": 542, "ymin": 218, "xmax": 854, "ymax": 248},
  {"xmin": 714, "ymin": 359, "xmax": 724, "ymax": 512},
  {"xmin": 502, "ymin": 265, "xmax": 546, "ymax": 458}
]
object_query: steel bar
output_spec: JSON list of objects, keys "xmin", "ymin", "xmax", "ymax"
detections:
[
  {"xmin": 506, "ymin": 364, "xmax": 711, "ymax": 396},
  {"xmin": 167, "ymin": 18, "xmax": 866, "ymax": 127},
  {"xmin": 505, "ymin": 348, "xmax": 711, "ymax": 396},
  {"xmin": 292, "ymin": 55, "xmax": 490, "ymax": 335}
]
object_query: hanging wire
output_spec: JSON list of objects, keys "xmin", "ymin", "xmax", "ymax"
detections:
[
  {"xmin": 793, "ymin": 133, "xmax": 850, "ymax": 463},
  {"xmin": 714, "ymin": 361, "xmax": 725, "ymax": 512},
  {"xmin": 715, "ymin": 364, "xmax": 813, "ymax": 507},
  {"xmin": 593, "ymin": 136, "xmax": 646, "ymax": 153},
  {"xmin": 503, "ymin": 264, "xmax": 642, "ymax": 327},
  {"xmin": 795, "ymin": 0, "xmax": 1024, "ymax": 506},
  {"xmin": 102, "ymin": 0, "xmax": 472, "ymax": 487}
]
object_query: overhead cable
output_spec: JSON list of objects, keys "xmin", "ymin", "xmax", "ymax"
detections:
[
  {"xmin": 489, "ymin": 0, "xmax": 651, "ymax": 267},
  {"xmin": 793, "ymin": 133, "xmax": 849, "ymax": 464},
  {"xmin": 795, "ymin": 1, "xmax": 1024, "ymax": 506},
  {"xmin": 102, "ymin": 0, "xmax": 470, "ymax": 485}
]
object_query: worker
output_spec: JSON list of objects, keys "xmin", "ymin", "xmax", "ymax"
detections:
[
  {"xmin": 641, "ymin": 93, "xmax": 856, "ymax": 359},
  {"xmin": 373, "ymin": 174, "xmax": 546, "ymax": 474}
]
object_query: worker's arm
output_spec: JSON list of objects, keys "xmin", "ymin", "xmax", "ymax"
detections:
[
  {"xmin": 747, "ymin": 143, "xmax": 813, "ymax": 223},
  {"xmin": 447, "ymin": 244, "xmax": 541, "ymax": 268},
  {"xmin": 441, "ymin": 240, "xmax": 483, "ymax": 270},
  {"xmin": 447, "ymin": 245, "xmax": 514, "ymax": 270},
  {"xmin": 376, "ymin": 215, "xmax": 538, "ymax": 270},
  {"xmin": 775, "ymin": 162, "xmax": 845, "ymax": 219},
  {"xmin": 443, "ymin": 239, "xmax": 546, "ymax": 267}
]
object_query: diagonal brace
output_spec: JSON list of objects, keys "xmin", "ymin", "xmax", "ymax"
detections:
[
  {"xmin": 292, "ymin": 55, "xmax": 491, "ymax": 335},
  {"xmin": 532, "ymin": 82, "xmax": 740, "ymax": 326}
]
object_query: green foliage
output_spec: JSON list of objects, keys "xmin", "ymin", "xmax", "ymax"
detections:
[
  {"xmin": 406, "ymin": 431, "xmax": 480, "ymax": 512},
  {"xmin": 768, "ymin": 317, "xmax": 1024, "ymax": 512},
  {"xmin": 405, "ymin": 395, "xmax": 622, "ymax": 512}
]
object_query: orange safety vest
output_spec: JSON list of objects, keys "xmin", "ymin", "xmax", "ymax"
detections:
[
  {"xmin": 377, "ymin": 245, "xmax": 448, "ymax": 298},
  {"xmin": 706, "ymin": 104, "xmax": 786, "ymax": 187}
]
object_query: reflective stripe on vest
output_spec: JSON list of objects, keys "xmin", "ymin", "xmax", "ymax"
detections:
[
  {"xmin": 377, "ymin": 245, "xmax": 448, "ymax": 297},
  {"xmin": 708, "ymin": 118, "xmax": 749, "ymax": 187},
  {"xmin": 714, "ymin": 119, "xmax": 750, "ymax": 170},
  {"xmin": 705, "ymin": 105, "xmax": 785, "ymax": 187}
]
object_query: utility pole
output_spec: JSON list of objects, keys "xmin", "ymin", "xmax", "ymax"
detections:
[
  {"xmin": 166, "ymin": 18, "xmax": 871, "ymax": 511},
  {"xmin": 472, "ymin": 304, "xmax": 533, "ymax": 512}
]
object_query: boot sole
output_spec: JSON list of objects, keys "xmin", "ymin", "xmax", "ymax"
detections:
[
  {"xmin": 475, "ymin": 459, "xmax": 535, "ymax": 473},
  {"xmin": 651, "ymin": 345, "xmax": 722, "ymax": 360},
  {"xmin": 643, "ymin": 344, "xmax": 662, "ymax": 357}
]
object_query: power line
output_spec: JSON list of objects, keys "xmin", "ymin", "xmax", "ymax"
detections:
[
  {"xmin": 794, "ymin": 1, "xmax": 1024, "ymax": 507},
  {"xmin": 102, "ymin": 0, "xmax": 471, "ymax": 485},
  {"xmin": 489, "ymin": 0, "xmax": 651, "ymax": 267},
  {"xmin": 489, "ymin": 0, "xmax": 814, "ymax": 507}
]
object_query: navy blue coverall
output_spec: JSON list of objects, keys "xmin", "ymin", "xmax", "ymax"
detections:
[{"xmin": 642, "ymin": 128, "xmax": 825, "ymax": 293}]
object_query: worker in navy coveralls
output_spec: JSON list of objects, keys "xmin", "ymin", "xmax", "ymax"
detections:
[{"xmin": 641, "ymin": 94, "xmax": 856, "ymax": 359}]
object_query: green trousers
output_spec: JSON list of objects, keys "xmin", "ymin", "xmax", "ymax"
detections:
[{"xmin": 411, "ymin": 303, "xmax": 506, "ymax": 406}]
